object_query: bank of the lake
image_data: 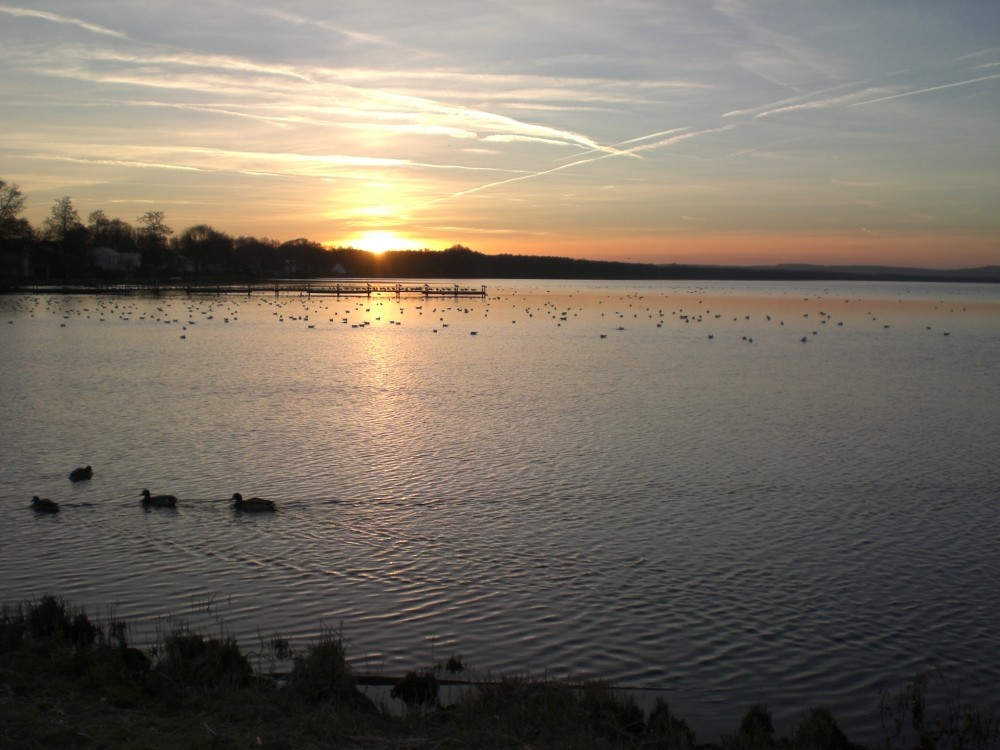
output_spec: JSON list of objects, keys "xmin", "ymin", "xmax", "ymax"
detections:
[{"xmin": 7, "ymin": 596, "xmax": 997, "ymax": 750}]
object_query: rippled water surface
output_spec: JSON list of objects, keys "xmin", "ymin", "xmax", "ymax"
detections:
[{"xmin": 2, "ymin": 280, "xmax": 998, "ymax": 742}]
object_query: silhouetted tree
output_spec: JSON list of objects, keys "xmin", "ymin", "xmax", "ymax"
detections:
[
  {"xmin": 136, "ymin": 210, "xmax": 173, "ymax": 275},
  {"xmin": 43, "ymin": 197, "xmax": 83, "ymax": 243},
  {"xmin": 0, "ymin": 180, "xmax": 33, "ymax": 250},
  {"xmin": 0, "ymin": 180, "xmax": 35, "ymax": 279},
  {"xmin": 88, "ymin": 210, "xmax": 137, "ymax": 253},
  {"xmin": 42, "ymin": 196, "xmax": 89, "ymax": 277},
  {"xmin": 176, "ymin": 224, "xmax": 235, "ymax": 274},
  {"xmin": 278, "ymin": 238, "xmax": 331, "ymax": 276},
  {"xmin": 234, "ymin": 235, "xmax": 280, "ymax": 276},
  {"xmin": 0, "ymin": 180, "xmax": 27, "ymax": 228}
]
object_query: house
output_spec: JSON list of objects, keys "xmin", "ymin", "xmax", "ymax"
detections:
[{"xmin": 93, "ymin": 246, "xmax": 142, "ymax": 272}]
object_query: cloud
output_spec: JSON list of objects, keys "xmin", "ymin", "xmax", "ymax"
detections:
[
  {"xmin": 244, "ymin": 6, "xmax": 397, "ymax": 48},
  {"xmin": 710, "ymin": 0, "xmax": 841, "ymax": 86},
  {"xmin": 426, "ymin": 124, "xmax": 736, "ymax": 207},
  {"xmin": 0, "ymin": 4, "xmax": 127, "ymax": 39},
  {"xmin": 721, "ymin": 80, "xmax": 874, "ymax": 119},
  {"xmin": 850, "ymin": 74, "xmax": 1000, "ymax": 107},
  {"xmin": 4, "ymin": 0, "xmax": 999, "ymax": 263},
  {"xmin": 7, "ymin": 36, "xmax": 649, "ymax": 158}
]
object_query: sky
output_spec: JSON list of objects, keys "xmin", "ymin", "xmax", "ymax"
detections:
[{"xmin": 2, "ymin": 1, "xmax": 998, "ymax": 268}]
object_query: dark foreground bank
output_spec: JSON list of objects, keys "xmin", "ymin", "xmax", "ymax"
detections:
[{"xmin": 1, "ymin": 597, "xmax": 996, "ymax": 750}]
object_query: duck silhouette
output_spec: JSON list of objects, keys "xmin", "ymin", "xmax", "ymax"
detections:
[
  {"xmin": 140, "ymin": 489, "xmax": 177, "ymax": 507},
  {"xmin": 31, "ymin": 496, "xmax": 60, "ymax": 513},
  {"xmin": 69, "ymin": 465, "xmax": 93, "ymax": 482},
  {"xmin": 231, "ymin": 492, "xmax": 276, "ymax": 511}
]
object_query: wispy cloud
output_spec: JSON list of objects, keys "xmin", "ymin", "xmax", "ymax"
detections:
[
  {"xmin": 245, "ymin": 6, "xmax": 397, "ymax": 49},
  {"xmin": 721, "ymin": 80, "xmax": 873, "ymax": 119},
  {"xmin": 0, "ymin": 4, "xmax": 127, "ymax": 39},
  {"xmin": 426, "ymin": 124, "xmax": 736, "ymax": 207},
  {"xmin": 850, "ymin": 74, "xmax": 1000, "ymax": 107},
  {"xmin": 3, "ymin": 0, "xmax": 998, "ymax": 264},
  {"xmin": 749, "ymin": 86, "xmax": 899, "ymax": 118},
  {"xmin": 9, "ymin": 40, "xmax": 650, "ymax": 158}
]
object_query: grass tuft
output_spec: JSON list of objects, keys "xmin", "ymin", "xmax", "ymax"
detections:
[
  {"xmin": 286, "ymin": 628, "xmax": 356, "ymax": 705},
  {"xmin": 391, "ymin": 669, "xmax": 439, "ymax": 709},
  {"xmin": 647, "ymin": 697, "xmax": 697, "ymax": 750},
  {"xmin": 2, "ymin": 595, "xmax": 998, "ymax": 750},
  {"xmin": 156, "ymin": 629, "xmax": 252, "ymax": 690}
]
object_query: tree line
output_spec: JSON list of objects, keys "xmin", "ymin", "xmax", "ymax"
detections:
[
  {"xmin": 0, "ymin": 179, "xmax": 685, "ymax": 282},
  {"xmin": 0, "ymin": 180, "xmax": 351, "ymax": 281},
  {"xmin": 4, "ymin": 180, "xmax": 995, "ymax": 284}
]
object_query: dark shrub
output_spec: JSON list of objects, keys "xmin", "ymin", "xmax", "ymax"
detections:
[
  {"xmin": 579, "ymin": 681, "xmax": 646, "ymax": 740},
  {"xmin": 793, "ymin": 707, "xmax": 848, "ymax": 750},
  {"xmin": 391, "ymin": 670, "xmax": 439, "ymax": 709},
  {"xmin": 443, "ymin": 654, "xmax": 465, "ymax": 674},
  {"xmin": 0, "ymin": 603, "xmax": 26, "ymax": 653},
  {"xmin": 157, "ymin": 631, "xmax": 252, "ymax": 688},
  {"xmin": 647, "ymin": 698, "xmax": 697, "ymax": 750},
  {"xmin": 724, "ymin": 704, "xmax": 776, "ymax": 750},
  {"xmin": 455, "ymin": 675, "xmax": 582, "ymax": 744},
  {"xmin": 24, "ymin": 596, "xmax": 97, "ymax": 648},
  {"xmin": 287, "ymin": 631, "xmax": 355, "ymax": 704}
]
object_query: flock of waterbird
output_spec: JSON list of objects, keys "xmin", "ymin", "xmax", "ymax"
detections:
[
  {"xmin": 4, "ymin": 289, "xmax": 961, "ymax": 344},
  {"xmin": 30, "ymin": 466, "xmax": 276, "ymax": 514},
  {"xmin": 11, "ymin": 290, "xmax": 966, "ymax": 516}
]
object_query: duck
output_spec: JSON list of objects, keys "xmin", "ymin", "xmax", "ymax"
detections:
[
  {"xmin": 231, "ymin": 492, "xmax": 276, "ymax": 512},
  {"xmin": 140, "ymin": 489, "xmax": 177, "ymax": 507},
  {"xmin": 69, "ymin": 465, "xmax": 93, "ymax": 482},
  {"xmin": 31, "ymin": 495, "xmax": 60, "ymax": 513}
]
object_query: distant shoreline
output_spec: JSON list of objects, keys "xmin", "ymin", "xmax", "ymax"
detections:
[{"xmin": 3, "ymin": 246, "xmax": 998, "ymax": 289}]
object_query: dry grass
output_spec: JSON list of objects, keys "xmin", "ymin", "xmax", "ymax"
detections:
[{"xmin": 2, "ymin": 596, "xmax": 997, "ymax": 750}]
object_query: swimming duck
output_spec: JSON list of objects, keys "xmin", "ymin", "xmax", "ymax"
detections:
[
  {"xmin": 31, "ymin": 495, "xmax": 60, "ymax": 513},
  {"xmin": 231, "ymin": 492, "xmax": 276, "ymax": 511},
  {"xmin": 140, "ymin": 489, "xmax": 177, "ymax": 507},
  {"xmin": 69, "ymin": 465, "xmax": 93, "ymax": 482}
]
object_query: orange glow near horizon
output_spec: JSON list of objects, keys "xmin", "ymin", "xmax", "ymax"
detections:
[
  {"xmin": 4, "ymin": 3, "xmax": 997, "ymax": 272},
  {"xmin": 480, "ymin": 231, "xmax": 1000, "ymax": 270},
  {"xmin": 343, "ymin": 230, "xmax": 425, "ymax": 254}
]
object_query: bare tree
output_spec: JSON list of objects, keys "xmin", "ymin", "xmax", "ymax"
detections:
[
  {"xmin": 41, "ymin": 196, "xmax": 90, "ymax": 277},
  {"xmin": 43, "ymin": 196, "xmax": 83, "ymax": 243},
  {"xmin": 136, "ymin": 210, "xmax": 173, "ymax": 273},
  {"xmin": 89, "ymin": 210, "xmax": 136, "ymax": 252},
  {"xmin": 177, "ymin": 224, "xmax": 234, "ymax": 273},
  {"xmin": 0, "ymin": 180, "xmax": 33, "ymax": 250},
  {"xmin": 0, "ymin": 180, "xmax": 27, "ymax": 226},
  {"xmin": 136, "ymin": 211, "xmax": 172, "ymax": 246}
]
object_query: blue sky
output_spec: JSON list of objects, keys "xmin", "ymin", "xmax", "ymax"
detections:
[{"xmin": 2, "ymin": 1, "xmax": 998, "ymax": 266}]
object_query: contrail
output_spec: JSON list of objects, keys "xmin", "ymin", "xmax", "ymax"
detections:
[
  {"xmin": 850, "ymin": 74, "xmax": 1000, "ymax": 106},
  {"xmin": 420, "ymin": 152, "xmax": 622, "ymax": 206},
  {"xmin": 423, "ymin": 125, "xmax": 733, "ymax": 207},
  {"xmin": 0, "ymin": 5, "xmax": 127, "ymax": 39}
]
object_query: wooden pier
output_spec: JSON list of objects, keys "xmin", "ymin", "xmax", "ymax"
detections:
[{"xmin": 14, "ymin": 281, "xmax": 488, "ymax": 298}]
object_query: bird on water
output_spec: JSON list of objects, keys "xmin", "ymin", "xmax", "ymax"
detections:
[
  {"xmin": 69, "ymin": 465, "xmax": 93, "ymax": 482},
  {"xmin": 231, "ymin": 492, "xmax": 276, "ymax": 511},
  {"xmin": 31, "ymin": 496, "xmax": 60, "ymax": 513},
  {"xmin": 140, "ymin": 489, "xmax": 177, "ymax": 507}
]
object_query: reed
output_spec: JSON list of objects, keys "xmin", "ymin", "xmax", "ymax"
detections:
[{"xmin": 1, "ymin": 595, "xmax": 997, "ymax": 750}]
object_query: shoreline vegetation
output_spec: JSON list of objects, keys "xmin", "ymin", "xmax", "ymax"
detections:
[
  {"xmin": 1, "ymin": 181, "xmax": 998, "ymax": 288},
  {"xmin": 2, "ymin": 245, "xmax": 1000, "ymax": 292},
  {"xmin": 2, "ymin": 597, "xmax": 997, "ymax": 750}
]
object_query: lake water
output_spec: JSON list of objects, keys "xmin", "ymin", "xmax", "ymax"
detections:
[{"xmin": 2, "ymin": 279, "xmax": 998, "ymax": 742}]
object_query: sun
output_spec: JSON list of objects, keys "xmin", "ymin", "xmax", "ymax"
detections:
[{"xmin": 351, "ymin": 230, "xmax": 418, "ymax": 254}]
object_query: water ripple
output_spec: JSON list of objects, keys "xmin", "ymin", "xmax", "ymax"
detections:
[{"xmin": 2, "ymin": 284, "xmax": 999, "ymax": 744}]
